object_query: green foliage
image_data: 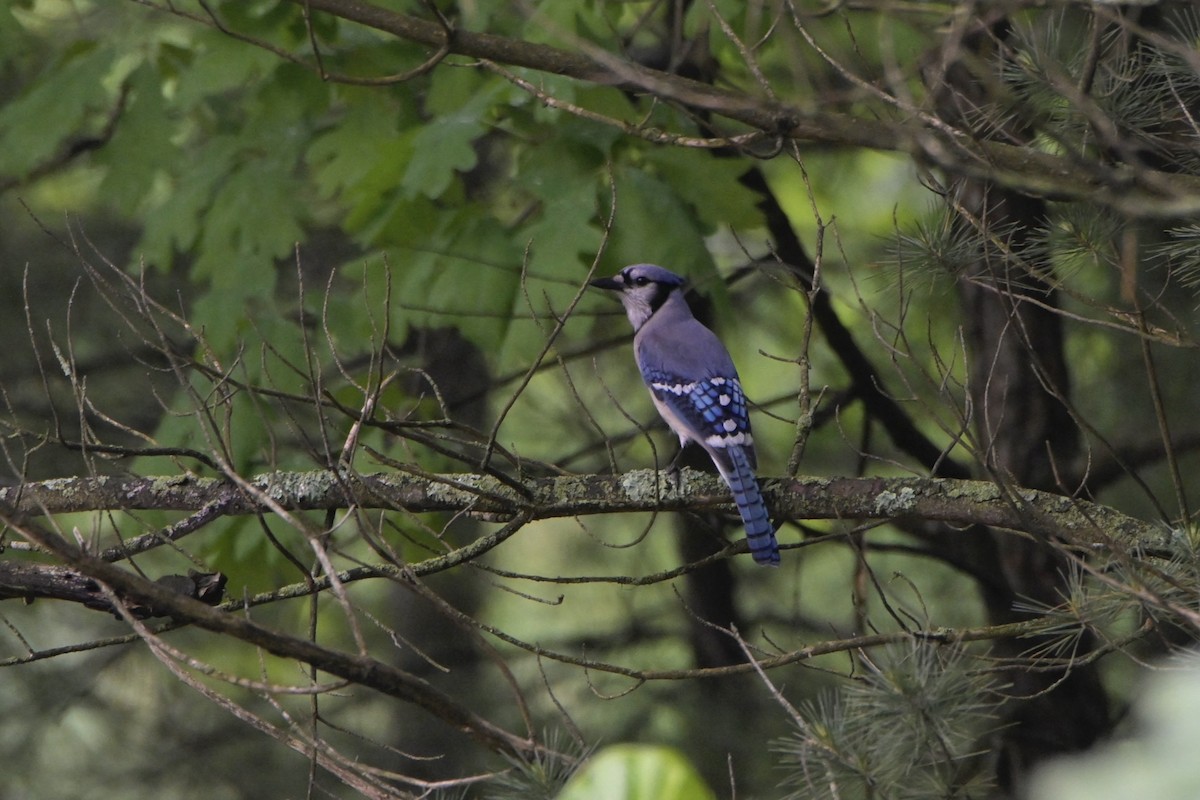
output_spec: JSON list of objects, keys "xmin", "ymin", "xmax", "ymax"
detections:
[
  {"xmin": 6, "ymin": 1, "xmax": 1200, "ymax": 799},
  {"xmin": 0, "ymin": 0, "xmax": 771, "ymax": 399},
  {"xmin": 401, "ymin": 68, "xmax": 497, "ymax": 199},
  {"xmin": 888, "ymin": 209, "xmax": 975, "ymax": 290},
  {"xmin": 306, "ymin": 90, "xmax": 405, "ymax": 213},
  {"xmin": 557, "ymin": 744, "xmax": 717, "ymax": 800},
  {"xmin": 171, "ymin": 28, "xmax": 280, "ymax": 110},
  {"xmin": 643, "ymin": 148, "xmax": 763, "ymax": 231},
  {"xmin": 604, "ymin": 166, "xmax": 717, "ymax": 275},
  {"xmin": 0, "ymin": 42, "xmax": 117, "ymax": 176},
  {"xmin": 484, "ymin": 729, "xmax": 596, "ymax": 800},
  {"xmin": 777, "ymin": 641, "xmax": 998, "ymax": 800},
  {"xmin": 0, "ymin": 3, "xmax": 28, "ymax": 56},
  {"xmin": 512, "ymin": 135, "xmax": 606, "ymax": 276},
  {"xmin": 94, "ymin": 64, "xmax": 178, "ymax": 215},
  {"xmin": 1157, "ymin": 224, "xmax": 1200, "ymax": 291}
]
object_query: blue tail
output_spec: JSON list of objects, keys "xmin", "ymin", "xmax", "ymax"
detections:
[{"xmin": 710, "ymin": 446, "xmax": 780, "ymax": 566}]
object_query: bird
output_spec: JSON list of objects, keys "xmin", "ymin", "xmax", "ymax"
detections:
[{"xmin": 589, "ymin": 264, "xmax": 780, "ymax": 566}]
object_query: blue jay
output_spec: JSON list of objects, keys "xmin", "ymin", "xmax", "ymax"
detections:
[{"xmin": 590, "ymin": 264, "xmax": 780, "ymax": 566}]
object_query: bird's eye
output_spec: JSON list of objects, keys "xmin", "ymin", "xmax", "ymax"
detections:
[{"xmin": 632, "ymin": 276, "xmax": 650, "ymax": 286}]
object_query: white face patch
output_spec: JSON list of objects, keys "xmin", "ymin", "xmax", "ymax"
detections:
[
  {"xmin": 619, "ymin": 289, "xmax": 656, "ymax": 331},
  {"xmin": 615, "ymin": 269, "xmax": 680, "ymax": 331}
]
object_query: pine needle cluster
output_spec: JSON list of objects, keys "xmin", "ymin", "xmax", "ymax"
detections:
[
  {"xmin": 893, "ymin": 6, "xmax": 1200, "ymax": 302},
  {"xmin": 482, "ymin": 729, "xmax": 594, "ymax": 800},
  {"xmin": 775, "ymin": 641, "xmax": 1000, "ymax": 800}
]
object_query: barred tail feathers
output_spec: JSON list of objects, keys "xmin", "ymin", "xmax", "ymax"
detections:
[{"xmin": 709, "ymin": 445, "xmax": 780, "ymax": 567}]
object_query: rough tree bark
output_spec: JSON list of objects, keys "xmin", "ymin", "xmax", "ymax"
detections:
[{"xmin": 933, "ymin": 14, "xmax": 1112, "ymax": 792}]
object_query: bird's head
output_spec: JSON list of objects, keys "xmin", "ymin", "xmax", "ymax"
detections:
[{"xmin": 589, "ymin": 264, "xmax": 686, "ymax": 331}]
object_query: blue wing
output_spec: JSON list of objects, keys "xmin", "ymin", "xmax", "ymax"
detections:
[
  {"xmin": 642, "ymin": 368, "xmax": 757, "ymax": 468},
  {"xmin": 643, "ymin": 368, "xmax": 779, "ymax": 566}
]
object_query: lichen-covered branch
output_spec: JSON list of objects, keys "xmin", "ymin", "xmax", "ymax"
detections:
[{"xmin": 0, "ymin": 469, "xmax": 1166, "ymax": 551}]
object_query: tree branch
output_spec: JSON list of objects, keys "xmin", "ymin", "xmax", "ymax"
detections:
[
  {"xmin": 0, "ymin": 469, "xmax": 1165, "ymax": 550},
  {"xmin": 2, "ymin": 513, "xmax": 538, "ymax": 761},
  {"xmin": 277, "ymin": 0, "xmax": 1200, "ymax": 216},
  {"xmin": 0, "ymin": 561, "xmax": 226, "ymax": 618}
]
